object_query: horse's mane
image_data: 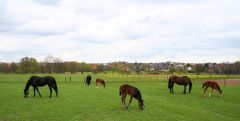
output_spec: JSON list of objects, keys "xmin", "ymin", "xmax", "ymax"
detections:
[
  {"xmin": 214, "ymin": 82, "xmax": 222, "ymax": 93},
  {"xmin": 24, "ymin": 79, "xmax": 31, "ymax": 91},
  {"xmin": 135, "ymin": 88, "xmax": 143, "ymax": 101}
]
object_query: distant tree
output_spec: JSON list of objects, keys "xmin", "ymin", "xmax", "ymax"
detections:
[
  {"xmin": 53, "ymin": 57, "xmax": 64, "ymax": 73},
  {"xmin": 19, "ymin": 57, "xmax": 39, "ymax": 73},
  {"xmin": 96, "ymin": 64, "xmax": 105, "ymax": 73},
  {"xmin": 64, "ymin": 61, "xmax": 78, "ymax": 73},
  {"xmin": 44, "ymin": 55, "xmax": 54, "ymax": 73},
  {"xmin": 78, "ymin": 62, "xmax": 85, "ymax": 74},
  {"xmin": 70, "ymin": 61, "xmax": 78, "ymax": 73},
  {"xmin": 0, "ymin": 63, "xmax": 11, "ymax": 73},
  {"xmin": 169, "ymin": 65, "xmax": 176, "ymax": 74},
  {"xmin": 10, "ymin": 62, "xmax": 18, "ymax": 73},
  {"xmin": 234, "ymin": 61, "xmax": 240, "ymax": 74}
]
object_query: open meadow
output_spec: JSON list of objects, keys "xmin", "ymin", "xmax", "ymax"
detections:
[{"xmin": 0, "ymin": 73, "xmax": 240, "ymax": 121}]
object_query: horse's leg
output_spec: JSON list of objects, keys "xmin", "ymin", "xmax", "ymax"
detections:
[
  {"xmin": 48, "ymin": 85, "xmax": 52, "ymax": 98},
  {"xmin": 219, "ymin": 90, "xmax": 223, "ymax": 98},
  {"xmin": 36, "ymin": 87, "xmax": 41, "ymax": 97},
  {"xmin": 209, "ymin": 88, "xmax": 214, "ymax": 98},
  {"xmin": 96, "ymin": 82, "xmax": 99, "ymax": 88},
  {"xmin": 33, "ymin": 87, "xmax": 36, "ymax": 97},
  {"xmin": 127, "ymin": 96, "xmax": 133, "ymax": 108},
  {"xmin": 203, "ymin": 86, "xmax": 209, "ymax": 97},
  {"xmin": 169, "ymin": 83, "xmax": 172, "ymax": 93},
  {"xmin": 217, "ymin": 89, "xmax": 223, "ymax": 97},
  {"xmin": 171, "ymin": 83, "xmax": 174, "ymax": 94},
  {"xmin": 204, "ymin": 85, "xmax": 209, "ymax": 93},
  {"xmin": 52, "ymin": 84, "xmax": 58, "ymax": 97},
  {"xmin": 121, "ymin": 94, "xmax": 127, "ymax": 110},
  {"xmin": 183, "ymin": 85, "xmax": 187, "ymax": 94}
]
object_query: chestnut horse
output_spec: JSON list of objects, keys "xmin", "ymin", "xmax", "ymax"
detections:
[
  {"xmin": 202, "ymin": 80, "xmax": 222, "ymax": 98},
  {"xmin": 119, "ymin": 84, "xmax": 145, "ymax": 110},
  {"xmin": 24, "ymin": 76, "xmax": 58, "ymax": 98},
  {"xmin": 96, "ymin": 78, "xmax": 105, "ymax": 88},
  {"xmin": 168, "ymin": 75, "xmax": 192, "ymax": 94}
]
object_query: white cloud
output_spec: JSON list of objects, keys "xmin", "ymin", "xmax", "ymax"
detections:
[{"xmin": 0, "ymin": 0, "xmax": 239, "ymax": 63}]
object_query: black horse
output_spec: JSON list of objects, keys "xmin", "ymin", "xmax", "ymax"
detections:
[
  {"xmin": 24, "ymin": 76, "xmax": 58, "ymax": 98},
  {"xmin": 168, "ymin": 75, "xmax": 192, "ymax": 94},
  {"xmin": 84, "ymin": 75, "xmax": 92, "ymax": 86}
]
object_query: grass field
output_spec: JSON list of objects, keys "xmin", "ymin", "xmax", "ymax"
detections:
[{"xmin": 0, "ymin": 73, "xmax": 240, "ymax": 121}]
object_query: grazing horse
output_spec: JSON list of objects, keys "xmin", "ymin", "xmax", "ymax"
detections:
[
  {"xmin": 119, "ymin": 84, "xmax": 145, "ymax": 110},
  {"xmin": 168, "ymin": 75, "xmax": 192, "ymax": 94},
  {"xmin": 84, "ymin": 75, "xmax": 92, "ymax": 86},
  {"xmin": 96, "ymin": 78, "xmax": 105, "ymax": 88},
  {"xmin": 202, "ymin": 80, "xmax": 222, "ymax": 98},
  {"xmin": 24, "ymin": 76, "xmax": 58, "ymax": 98}
]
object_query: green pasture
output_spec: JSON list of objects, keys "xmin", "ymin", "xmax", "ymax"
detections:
[{"xmin": 0, "ymin": 73, "xmax": 240, "ymax": 121}]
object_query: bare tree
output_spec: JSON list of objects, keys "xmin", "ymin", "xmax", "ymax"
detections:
[{"xmin": 44, "ymin": 55, "xmax": 54, "ymax": 73}]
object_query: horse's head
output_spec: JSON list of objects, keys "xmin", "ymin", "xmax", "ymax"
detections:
[
  {"xmin": 219, "ymin": 89, "xmax": 222, "ymax": 94},
  {"xmin": 24, "ymin": 89, "xmax": 29, "ymax": 98},
  {"xmin": 139, "ymin": 100, "xmax": 145, "ymax": 110}
]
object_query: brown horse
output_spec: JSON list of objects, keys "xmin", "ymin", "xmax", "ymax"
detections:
[
  {"xmin": 168, "ymin": 75, "xmax": 192, "ymax": 94},
  {"xmin": 96, "ymin": 78, "xmax": 105, "ymax": 88},
  {"xmin": 119, "ymin": 84, "xmax": 145, "ymax": 110},
  {"xmin": 202, "ymin": 80, "xmax": 222, "ymax": 98}
]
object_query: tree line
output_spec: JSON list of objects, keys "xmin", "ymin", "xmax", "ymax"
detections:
[{"xmin": 0, "ymin": 56, "xmax": 240, "ymax": 75}]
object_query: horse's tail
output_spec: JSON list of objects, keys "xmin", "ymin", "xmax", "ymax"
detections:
[
  {"xmin": 189, "ymin": 80, "xmax": 192, "ymax": 93},
  {"xmin": 168, "ymin": 78, "xmax": 171, "ymax": 89},
  {"xmin": 53, "ymin": 78, "xmax": 58, "ymax": 96}
]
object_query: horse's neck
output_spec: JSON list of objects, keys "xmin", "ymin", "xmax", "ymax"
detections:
[
  {"xmin": 24, "ymin": 81, "xmax": 31, "ymax": 91},
  {"xmin": 215, "ymin": 83, "xmax": 221, "ymax": 90},
  {"xmin": 136, "ymin": 92, "xmax": 143, "ymax": 102},
  {"xmin": 137, "ymin": 98, "xmax": 143, "ymax": 103},
  {"xmin": 137, "ymin": 97, "xmax": 143, "ymax": 106}
]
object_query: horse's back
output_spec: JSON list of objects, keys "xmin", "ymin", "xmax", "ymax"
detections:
[
  {"xmin": 120, "ymin": 84, "xmax": 141, "ymax": 97},
  {"xmin": 169, "ymin": 75, "xmax": 191, "ymax": 85},
  {"xmin": 120, "ymin": 84, "xmax": 131, "ymax": 90},
  {"xmin": 29, "ymin": 76, "xmax": 55, "ymax": 86}
]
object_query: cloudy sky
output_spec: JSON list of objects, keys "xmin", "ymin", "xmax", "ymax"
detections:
[{"xmin": 0, "ymin": 0, "xmax": 239, "ymax": 63}]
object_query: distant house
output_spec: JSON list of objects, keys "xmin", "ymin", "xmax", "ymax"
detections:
[{"xmin": 187, "ymin": 67, "xmax": 192, "ymax": 71}]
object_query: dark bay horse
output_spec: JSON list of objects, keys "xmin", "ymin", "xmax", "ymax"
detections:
[
  {"xmin": 84, "ymin": 75, "xmax": 92, "ymax": 86},
  {"xmin": 202, "ymin": 80, "xmax": 222, "ymax": 98},
  {"xmin": 96, "ymin": 78, "xmax": 105, "ymax": 88},
  {"xmin": 119, "ymin": 84, "xmax": 145, "ymax": 110},
  {"xmin": 24, "ymin": 76, "xmax": 58, "ymax": 98},
  {"xmin": 168, "ymin": 75, "xmax": 192, "ymax": 94}
]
